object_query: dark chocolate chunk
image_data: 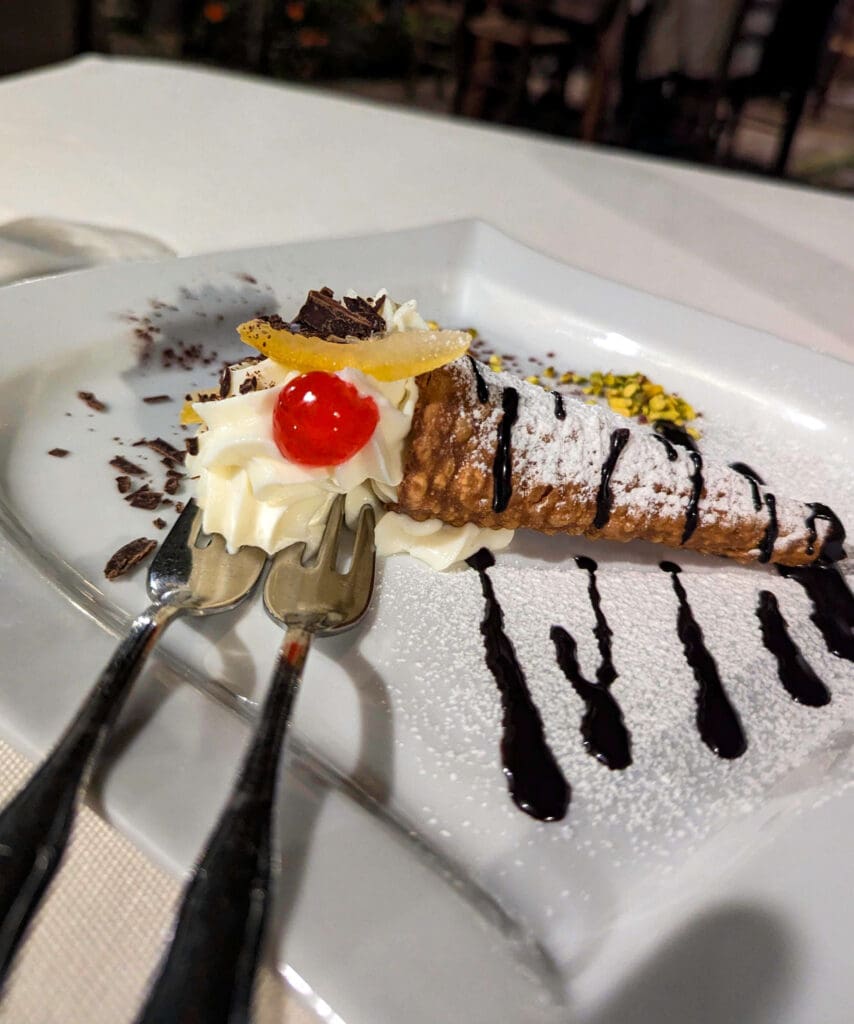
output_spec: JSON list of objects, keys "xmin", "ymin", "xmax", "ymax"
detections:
[
  {"xmin": 77, "ymin": 390, "xmax": 107, "ymax": 412},
  {"xmin": 126, "ymin": 485, "xmax": 163, "ymax": 510},
  {"xmin": 343, "ymin": 295, "xmax": 386, "ymax": 334},
  {"xmin": 219, "ymin": 366, "xmax": 232, "ymax": 398},
  {"xmin": 110, "ymin": 455, "xmax": 147, "ymax": 477},
  {"xmin": 174, "ymin": 501, "xmax": 186, "ymax": 513},
  {"xmin": 48, "ymin": 448, "xmax": 70, "ymax": 458},
  {"xmin": 133, "ymin": 437, "xmax": 186, "ymax": 463},
  {"xmin": 185, "ymin": 437, "xmax": 199, "ymax": 456},
  {"xmin": 104, "ymin": 538, "xmax": 157, "ymax": 580},
  {"xmin": 116, "ymin": 475, "xmax": 132, "ymax": 494},
  {"xmin": 257, "ymin": 313, "xmax": 291, "ymax": 331},
  {"xmin": 292, "ymin": 288, "xmax": 384, "ymax": 340},
  {"xmin": 152, "ymin": 517, "xmax": 167, "ymax": 530},
  {"xmin": 164, "ymin": 475, "xmax": 182, "ymax": 495}
]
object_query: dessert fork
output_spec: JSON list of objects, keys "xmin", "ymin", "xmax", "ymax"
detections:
[
  {"xmin": 135, "ymin": 496, "xmax": 376, "ymax": 1024},
  {"xmin": 0, "ymin": 501, "xmax": 265, "ymax": 987}
]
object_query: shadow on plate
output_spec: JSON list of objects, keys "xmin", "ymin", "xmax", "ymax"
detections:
[{"xmin": 587, "ymin": 902, "xmax": 797, "ymax": 1024}]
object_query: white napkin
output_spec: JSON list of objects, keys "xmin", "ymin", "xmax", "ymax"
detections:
[{"xmin": 0, "ymin": 217, "xmax": 174, "ymax": 286}]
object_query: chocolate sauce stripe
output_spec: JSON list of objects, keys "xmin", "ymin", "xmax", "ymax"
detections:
[
  {"xmin": 729, "ymin": 462, "xmax": 764, "ymax": 512},
  {"xmin": 593, "ymin": 428, "xmax": 630, "ymax": 530},
  {"xmin": 680, "ymin": 450, "xmax": 704, "ymax": 546},
  {"xmin": 466, "ymin": 548, "xmax": 571, "ymax": 821},
  {"xmin": 468, "ymin": 356, "xmax": 489, "ymax": 403},
  {"xmin": 756, "ymin": 590, "xmax": 830, "ymax": 706},
  {"xmin": 660, "ymin": 562, "xmax": 747, "ymax": 759},
  {"xmin": 777, "ymin": 563, "xmax": 854, "ymax": 662},
  {"xmin": 491, "ymin": 388, "xmax": 519, "ymax": 514}
]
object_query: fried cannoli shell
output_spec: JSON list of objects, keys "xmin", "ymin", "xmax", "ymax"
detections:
[{"xmin": 392, "ymin": 359, "xmax": 844, "ymax": 567}]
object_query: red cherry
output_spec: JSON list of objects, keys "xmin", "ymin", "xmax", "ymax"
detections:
[{"xmin": 272, "ymin": 371, "xmax": 380, "ymax": 467}]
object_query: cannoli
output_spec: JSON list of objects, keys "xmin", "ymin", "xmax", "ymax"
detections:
[{"xmin": 392, "ymin": 356, "xmax": 845, "ymax": 567}]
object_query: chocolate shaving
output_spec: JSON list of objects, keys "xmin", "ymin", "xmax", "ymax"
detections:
[
  {"xmin": 152, "ymin": 517, "xmax": 167, "ymax": 530},
  {"xmin": 143, "ymin": 394, "xmax": 172, "ymax": 404},
  {"xmin": 77, "ymin": 391, "xmax": 107, "ymax": 412},
  {"xmin": 116, "ymin": 475, "xmax": 132, "ymax": 494},
  {"xmin": 164, "ymin": 475, "xmax": 182, "ymax": 495},
  {"xmin": 287, "ymin": 287, "xmax": 386, "ymax": 340},
  {"xmin": 257, "ymin": 313, "xmax": 291, "ymax": 331},
  {"xmin": 126, "ymin": 485, "xmax": 163, "ymax": 510},
  {"xmin": 133, "ymin": 437, "xmax": 186, "ymax": 464},
  {"xmin": 110, "ymin": 455, "xmax": 147, "ymax": 476},
  {"xmin": 48, "ymin": 448, "xmax": 70, "ymax": 458},
  {"xmin": 174, "ymin": 501, "xmax": 186, "ymax": 513},
  {"xmin": 104, "ymin": 537, "xmax": 156, "ymax": 580},
  {"xmin": 185, "ymin": 437, "xmax": 199, "ymax": 457},
  {"xmin": 239, "ymin": 375, "xmax": 258, "ymax": 394},
  {"xmin": 218, "ymin": 366, "xmax": 232, "ymax": 398},
  {"xmin": 343, "ymin": 295, "xmax": 386, "ymax": 333}
]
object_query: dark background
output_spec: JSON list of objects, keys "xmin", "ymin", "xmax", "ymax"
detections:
[{"xmin": 3, "ymin": 0, "xmax": 854, "ymax": 191}]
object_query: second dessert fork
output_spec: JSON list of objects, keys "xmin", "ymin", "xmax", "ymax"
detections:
[
  {"xmin": 135, "ymin": 495, "xmax": 376, "ymax": 1024},
  {"xmin": 0, "ymin": 501, "xmax": 266, "ymax": 988}
]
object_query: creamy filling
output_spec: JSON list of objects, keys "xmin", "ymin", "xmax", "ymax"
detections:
[{"xmin": 187, "ymin": 292, "xmax": 514, "ymax": 570}]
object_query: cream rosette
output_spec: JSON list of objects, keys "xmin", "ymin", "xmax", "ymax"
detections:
[{"xmin": 187, "ymin": 292, "xmax": 515, "ymax": 569}]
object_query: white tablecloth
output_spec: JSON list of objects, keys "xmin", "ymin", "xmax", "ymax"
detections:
[
  {"xmin": 1, "ymin": 55, "xmax": 852, "ymax": 363},
  {"xmin": 0, "ymin": 53, "xmax": 852, "ymax": 1022}
]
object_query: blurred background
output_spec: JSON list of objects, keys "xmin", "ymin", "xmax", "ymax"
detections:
[{"xmin": 2, "ymin": 0, "xmax": 854, "ymax": 192}]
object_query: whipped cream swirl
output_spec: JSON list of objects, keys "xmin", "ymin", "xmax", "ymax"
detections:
[{"xmin": 187, "ymin": 293, "xmax": 513, "ymax": 569}]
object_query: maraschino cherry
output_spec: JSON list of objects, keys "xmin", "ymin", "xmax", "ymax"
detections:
[{"xmin": 273, "ymin": 371, "xmax": 379, "ymax": 467}]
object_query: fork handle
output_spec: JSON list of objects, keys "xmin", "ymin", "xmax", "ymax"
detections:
[
  {"xmin": 0, "ymin": 602, "xmax": 179, "ymax": 987},
  {"xmin": 135, "ymin": 626, "xmax": 311, "ymax": 1024}
]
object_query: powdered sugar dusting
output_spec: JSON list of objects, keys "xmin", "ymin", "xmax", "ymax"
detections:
[
  {"xmin": 362, "ymin": 551, "xmax": 854, "ymax": 949},
  {"xmin": 449, "ymin": 357, "xmax": 837, "ymax": 556}
]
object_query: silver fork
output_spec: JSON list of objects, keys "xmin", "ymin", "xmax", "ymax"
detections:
[
  {"xmin": 0, "ymin": 501, "xmax": 265, "ymax": 988},
  {"xmin": 135, "ymin": 496, "xmax": 376, "ymax": 1024}
]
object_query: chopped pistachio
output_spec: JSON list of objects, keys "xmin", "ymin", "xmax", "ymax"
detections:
[
  {"xmin": 525, "ymin": 375, "xmax": 540, "ymax": 385},
  {"xmin": 542, "ymin": 365, "xmax": 556, "ymax": 379}
]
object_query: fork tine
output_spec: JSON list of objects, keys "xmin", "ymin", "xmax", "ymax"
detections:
[
  {"xmin": 313, "ymin": 494, "xmax": 345, "ymax": 570},
  {"xmin": 344, "ymin": 503, "xmax": 376, "ymax": 618},
  {"xmin": 348, "ymin": 503, "xmax": 376, "ymax": 576},
  {"xmin": 270, "ymin": 542, "xmax": 307, "ymax": 570},
  {"xmin": 151, "ymin": 498, "xmax": 202, "ymax": 564}
]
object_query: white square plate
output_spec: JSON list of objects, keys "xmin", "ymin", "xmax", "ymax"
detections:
[{"xmin": 0, "ymin": 220, "xmax": 852, "ymax": 1024}]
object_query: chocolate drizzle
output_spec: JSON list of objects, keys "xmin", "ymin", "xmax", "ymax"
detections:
[
  {"xmin": 575, "ymin": 556, "xmax": 617, "ymax": 686},
  {"xmin": 593, "ymin": 428, "xmax": 630, "ymax": 530},
  {"xmin": 804, "ymin": 502, "xmax": 847, "ymax": 562},
  {"xmin": 492, "ymin": 388, "xmax": 519, "ymax": 514},
  {"xmin": 650, "ymin": 423, "xmax": 703, "ymax": 544},
  {"xmin": 653, "ymin": 434, "xmax": 679, "ymax": 461},
  {"xmin": 777, "ymin": 563, "xmax": 854, "ymax": 662},
  {"xmin": 653, "ymin": 420, "xmax": 699, "ymax": 453},
  {"xmin": 551, "ymin": 627, "xmax": 632, "ymax": 770},
  {"xmin": 681, "ymin": 451, "xmax": 704, "ymax": 545},
  {"xmin": 757, "ymin": 492, "xmax": 778, "ymax": 563},
  {"xmin": 756, "ymin": 590, "xmax": 830, "ymax": 706},
  {"xmin": 553, "ymin": 391, "xmax": 566, "ymax": 420},
  {"xmin": 467, "ymin": 549, "xmax": 571, "ymax": 821},
  {"xmin": 730, "ymin": 462, "xmax": 764, "ymax": 511},
  {"xmin": 468, "ymin": 356, "xmax": 489, "ymax": 403},
  {"xmin": 660, "ymin": 562, "xmax": 747, "ymax": 759},
  {"xmin": 549, "ymin": 555, "xmax": 631, "ymax": 769}
]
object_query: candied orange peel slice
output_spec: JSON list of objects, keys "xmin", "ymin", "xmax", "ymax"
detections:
[
  {"xmin": 236, "ymin": 319, "xmax": 471, "ymax": 382},
  {"xmin": 180, "ymin": 388, "xmax": 218, "ymax": 425}
]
